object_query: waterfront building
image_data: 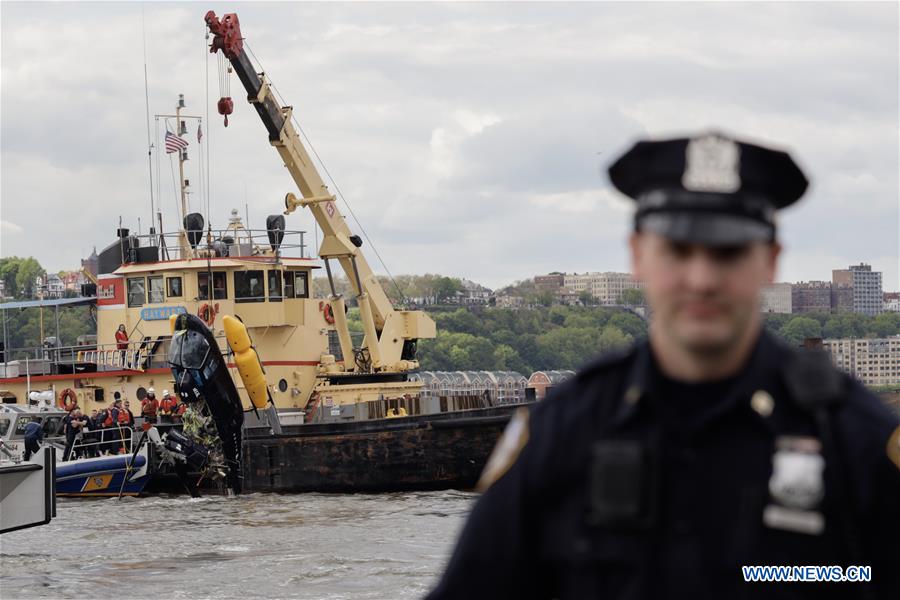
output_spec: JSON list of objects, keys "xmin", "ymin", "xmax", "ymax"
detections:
[
  {"xmin": 563, "ymin": 272, "xmax": 643, "ymax": 305},
  {"xmin": 833, "ymin": 263, "xmax": 883, "ymax": 316},
  {"xmin": 535, "ymin": 273, "xmax": 565, "ymax": 293},
  {"xmin": 45, "ymin": 274, "xmax": 65, "ymax": 299},
  {"xmin": 526, "ymin": 370, "xmax": 576, "ymax": 401},
  {"xmin": 791, "ymin": 281, "xmax": 832, "ymax": 314},
  {"xmin": 495, "ymin": 295, "xmax": 524, "ymax": 309},
  {"xmin": 823, "ymin": 336, "xmax": 900, "ymax": 386},
  {"xmin": 760, "ymin": 282, "xmax": 792, "ymax": 313}
]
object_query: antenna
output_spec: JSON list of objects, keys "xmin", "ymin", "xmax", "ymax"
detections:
[{"xmin": 142, "ymin": 6, "xmax": 156, "ymax": 241}]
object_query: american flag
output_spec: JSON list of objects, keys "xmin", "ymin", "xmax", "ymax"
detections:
[{"xmin": 165, "ymin": 131, "xmax": 189, "ymax": 154}]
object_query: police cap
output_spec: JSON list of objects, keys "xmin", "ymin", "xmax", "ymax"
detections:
[{"xmin": 608, "ymin": 131, "xmax": 808, "ymax": 245}]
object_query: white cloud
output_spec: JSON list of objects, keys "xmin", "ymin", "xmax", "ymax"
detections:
[
  {"xmin": 1, "ymin": 220, "xmax": 23, "ymax": 234},
  {"xmin": 1, "ymin": 1, "xmax": 897, "ymax": 292}
]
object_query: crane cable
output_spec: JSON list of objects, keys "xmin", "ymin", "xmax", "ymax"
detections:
[{"xmin": 244, "ymin": 42, "xmax": 408, "ymax": 307}]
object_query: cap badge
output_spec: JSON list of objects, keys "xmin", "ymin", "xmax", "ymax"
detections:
[{"xmin": 682, "ymin": 133, "xmax": 741, "ymax": 193}]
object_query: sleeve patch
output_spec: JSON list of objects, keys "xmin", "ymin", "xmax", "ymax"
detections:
[
  {"xmin": 887, "ymin": 426, "xmax": 900, "ymax": 472},
  {"xmin": 476, "ymin": 408, "xmax": 530, "ymax": 492}
]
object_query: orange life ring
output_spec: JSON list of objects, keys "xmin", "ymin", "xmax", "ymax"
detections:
[
  {"xmin": 58, "ymin": 388, "xmax": 78, "ymax": 412},
  {"xmin": 319, "ymin": 301, "xmax": 335, "ymax": 325},
  {"xmin": 198, "ymin": 303, "xmax": 216, "ymax": 327}
]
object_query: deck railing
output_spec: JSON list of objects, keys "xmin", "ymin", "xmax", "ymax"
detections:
[
  {"xmin": 0, "ymin": 335, "xmax": 231, "ymax": 380},
  {"xmin": 65, "ymin": 426, "xmax": 135, "ymax": 461}
]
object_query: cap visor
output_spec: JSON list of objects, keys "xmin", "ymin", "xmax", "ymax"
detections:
[{"xmin": 639, "ymin": 212, "xmax": 772, "ymax": 246}]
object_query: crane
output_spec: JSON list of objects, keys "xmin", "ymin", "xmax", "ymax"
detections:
[{"xmin": 205, "ymin": 11, "xmax": 435, "ymax": 375}]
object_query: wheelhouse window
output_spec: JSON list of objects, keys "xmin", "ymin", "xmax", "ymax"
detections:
[
  {"xmin": 234, "ymin": 270, "xmax": 265, "ymax": 303},
  {"xmin": 268, "ymin": 270, "xmax": 283, "ymax": 302},
  {"xmin": 284, "ymin": 271, "xmax": 309, "ymax": 299},
  {"xmin": 198, "ymin": 272, "xmax": 228, "ymax": 300},
  {"xmin": 167, "ymin": 276, "xmax": 183, "ymax": 298},
  {"xmin": 127, "ymin": 277, "xmax": 146, "ymax": 307},
  {"xmin": 148, "ymin": 276, "xmax": 165, "ymax": 304}
]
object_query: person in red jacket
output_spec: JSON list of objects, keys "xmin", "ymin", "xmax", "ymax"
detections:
[
  {"xmin": 140, "ymin": 388, "xmax": 159, "ymax": 424},
  {"xmin": 159, "ymin": 390, "xmax": 178, "ymax": 423},
  {"xmin": 115, "ymin": 400, "xmax": 135, "ymax": 454},
  {"xmin": 174, "ymin": 400, "xmax": 188, "ymax": 423},
  {"xmin": 100, "ymin": 397, "xmax": 122, "ymax": 455},
  {"xmin": 114, "ymin": 324, "xmax": 129, "ymax": 368}
]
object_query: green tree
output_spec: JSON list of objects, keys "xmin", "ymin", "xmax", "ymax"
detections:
[
  {"xmin": 779, "ymin": 316, "xmax": 822, "ymax": 346},
  {"xmin": 869, "ymin": 313, "xmax": 900, "ymax": 338},
  {"xmin": 492, "ymin": 344, "xmax": 529, "ymax": 374},
  {"xmin": 578, "ymin": 291, "xmax": 595, "ymax": 306},
  {"xmin": 608, "ymin": 312, "xmax": 648, "ymax": 341},
  {"xmin": 433, "ymin": 277, "xmax": 464, "ymax": 303},
  {"xmin": 0, "ymin": 257, "xmax": 22, "ymax": 298},
  {"xmin": 620, "ymin": 288, "xmax": 645, "ymax": 306}
]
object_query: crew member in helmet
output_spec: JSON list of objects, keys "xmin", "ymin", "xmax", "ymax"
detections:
[
  {"xmin": 160, "ymin": 390, "xmax": 178, "ymax": 423},
  {"xmin": 141, "ymin": 388, "xmax": 159, "ymax": 424}
]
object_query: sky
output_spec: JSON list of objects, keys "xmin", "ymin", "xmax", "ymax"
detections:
[{"xmin": 2, "ymin": 1, "xmax": 898, "ymax": 291}]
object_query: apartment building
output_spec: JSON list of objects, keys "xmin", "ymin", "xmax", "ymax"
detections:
[
  {"xmin": 833, "ymin": 263, "xmax": 883, "ymax": 316},
  {"xmin": 823, "ymin": 336, "xmax": 900, "ymax": 386}
]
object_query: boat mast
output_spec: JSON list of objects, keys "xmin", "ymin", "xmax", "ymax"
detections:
[
  {"xmin": 176, "ymin": 95, "xmax": 191, "ymax": 257},
  {"xmin": 157, "ymin": 95, "xmax": 202, "ymax": 258}
]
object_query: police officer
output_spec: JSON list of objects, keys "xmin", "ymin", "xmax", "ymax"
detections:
[{"xmin": 427, "ymin": 132, "xmax": 900, "ymax": 599}]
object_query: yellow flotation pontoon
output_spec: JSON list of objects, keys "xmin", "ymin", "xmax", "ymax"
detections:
[{"xmin": 223, "ymin": 315, "xmax": 269, "ymax": 411}]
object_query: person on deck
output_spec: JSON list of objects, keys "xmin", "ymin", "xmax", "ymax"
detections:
[
  {"xmin": 120, "ymin": 401, "xmax": 135, "ymax": 427},
  {"xmin": 159, "ymin": 390, "xmax": 178, "ymax": 423},
  {"xmin": 141, "ymin": 389, "xmax": 159, "ymax": 424},
  {"xmin": 101, "ymin": 398, "xmax": 121, "ymax": 455},
  {"xmin": 84, "ymin": 409, "xmax": 101, "ymax": 458},
  {"xmin": 115, "ymin": 324, "xmax": 129, "ymax": 368},
  {"xmin": 62, "ymin": 408, "xmax": 88, "ymax": 460},
  {"xmin": 22, "ymin": 419, "xmax": 43, "ymax": 461},
  {"xmin": 174, "ymin": 400, "xmax": 188, "ymax": 423}
]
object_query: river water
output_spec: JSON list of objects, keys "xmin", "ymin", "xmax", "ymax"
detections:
[{"xmin": 0, "ymin": 491, "xmax": 475, "ymax": 600}]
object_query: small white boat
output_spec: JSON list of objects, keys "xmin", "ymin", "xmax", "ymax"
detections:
[{"xmin": 0, "ymin": 445, "xmax": 56, "ymax": 534}]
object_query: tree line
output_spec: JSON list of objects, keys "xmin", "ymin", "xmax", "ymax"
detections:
[
  {"xmin": 763, "ymin": 311, "xmax": 900, "ymax": 346},
  {"xmin": 1, "ymin": 256, "xmax": 47, "ymax": 299}
]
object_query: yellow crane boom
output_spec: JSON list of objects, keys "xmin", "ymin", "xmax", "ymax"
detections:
[{"xmin": 205, "ymin": 11, "xmax": 435, "ymax": 373}]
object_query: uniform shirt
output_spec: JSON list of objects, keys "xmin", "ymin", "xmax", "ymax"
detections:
[
  {"xmin": 23, "ymin": 421, "xmax": 43, "ymax": 445},
  {"xmin": 428, "ymin": 331, "xmax": 900, "ymax": 600}
]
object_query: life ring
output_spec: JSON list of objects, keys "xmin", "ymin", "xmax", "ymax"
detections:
[
  {"xmin": 198, "ymin": 303, "xmax": 216, "ymax": 327},
  {"xmin": 320, "ymin": 301, "xmax": 335, "ymax": 325},
  {"xmin": 58, "ymin": 388, "xmax": 78, "ymax": 412}
]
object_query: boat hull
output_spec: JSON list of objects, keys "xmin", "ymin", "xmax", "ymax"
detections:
[
  {"xmin": 56, "ymin": 454, "xmax": 151, "ymax": 497},
  {"xmin": 242, "ymin": 404, "xmax": 524, "ymax": 493}
]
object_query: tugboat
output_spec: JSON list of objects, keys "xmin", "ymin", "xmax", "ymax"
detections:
[{"xmin": 0, "ymin": 11, "xmax": 531, "ymax": 494}]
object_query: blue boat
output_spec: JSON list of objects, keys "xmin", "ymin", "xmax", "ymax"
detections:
[
  {"xmin": 0, "ymin": 404, "xmax": 153, "ymax": 497},
  {"xmin": 55, "ymin": 450, "xmax": 151, "ymax": 497}
]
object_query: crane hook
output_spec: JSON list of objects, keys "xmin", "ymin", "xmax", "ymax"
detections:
[{"xmin": 217, "ymin": 97, "xmax": 234, "ymax": 128}]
